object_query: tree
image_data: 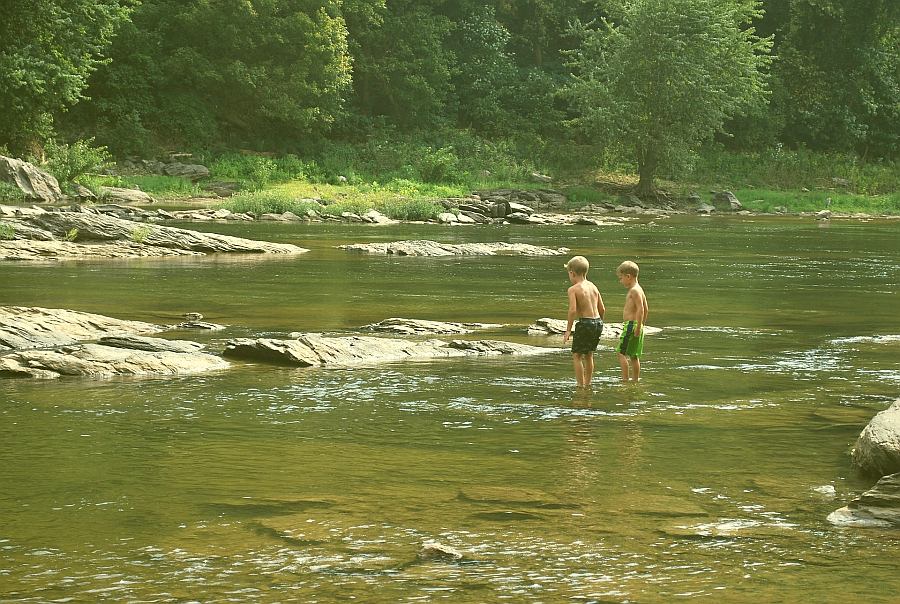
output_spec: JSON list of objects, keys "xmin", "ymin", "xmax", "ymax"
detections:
[
  {"xmin": 569, "ymin": 0, "xmax": 772, "ymax": 196},
  {"xmin": 0, "ymin": 0, "xmax": 131, "ymax": 155}
]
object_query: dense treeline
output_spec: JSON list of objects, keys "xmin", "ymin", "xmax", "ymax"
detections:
[{"xmin": 1, "ymin": 0, "xmax": 897, "ymax": 173}]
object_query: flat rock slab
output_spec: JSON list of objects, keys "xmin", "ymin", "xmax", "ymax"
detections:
[
  {"xmin": 339, "ymin": 240, "xmax": 569, "ymax": 256},
  {"xmin": 0, "ymin": 342, "xmax": 228, "ymax": 379},
  {"xmin": 223, "ymin": 334, "xmax": 563, "ymax": 367},
  {"xmin": 0, "ymin": 238, "xmax": 204, "ymax": 261},
  {"xmin": 852, "ymin": 398, "xmax": 900, "ymax": 478},
  {"xmin": 21, "ymin": 210, "xmax": 309, "ymax": 256},
  {"xmin": 364, "ymin": 317, "xmax": 502, "ymax": 335},
  {"xmin": 828, "ymin": 472, "xmax": 900, "ymax": 528},
  {"xmin": 0, "ymin": 306, "xmax": 162, "ymax": 352},
  {"xmin": 527, "ymin": 317, "xmax": 662, "ymax": 339}
]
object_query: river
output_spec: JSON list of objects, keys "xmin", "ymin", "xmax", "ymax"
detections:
[{"xmin": 1, "ymin": 216, "xmax": 899, "ymax": 602}]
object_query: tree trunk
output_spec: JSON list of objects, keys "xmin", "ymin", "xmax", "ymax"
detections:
[{"xmin": 636, "ymin": 148, "xmax": 657, "ymax": 197}]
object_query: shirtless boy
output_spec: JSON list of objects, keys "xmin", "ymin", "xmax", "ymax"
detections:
[
  {"xmin": 616, "ymin": 260, "xmax": 649, "ymax": 383},
  {"xmin": 563, "ymin": 256, "xmax": 605, "ymax": 387}
]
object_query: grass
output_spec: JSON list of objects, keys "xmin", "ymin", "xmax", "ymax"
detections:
[
  {"xmin": 0, "ymin": 223, "xmax": 16, "ymax": 240},
  {"xmin": 730, "ymin": 189, "xmax": 900, "ymax": 215},
  {"xmin": 78, "ymin": 174, "xmax": 202, "ymax": 198}
]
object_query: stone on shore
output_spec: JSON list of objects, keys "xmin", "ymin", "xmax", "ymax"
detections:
[
  {"xmin": 527, "ymin": 317, "xmax": 662, "ymax": 339},
  {"xmin": 0, "ymin": 306, "xmax": 161, "ymax": 352},
  {"xmin": 364, "ymin": 318, "xmax": 502, "ymax": 335},
  {"xmin": 223, "ymin": 334, "xmax": 563, "ymax": 367},
  {"xmin": 339, "ymin": 240, "xmax": 568, "ymax": 257},
  {"xmin": 828, "ymin": 473, "xmax": 900, "ymax": 528},
  {"xmin": 851, "ymin": 398, "xmax": 900, "ymax": 478},
  {"xmin": 0, "ymin": 156, "xmax": 63, "ymax": 203}
]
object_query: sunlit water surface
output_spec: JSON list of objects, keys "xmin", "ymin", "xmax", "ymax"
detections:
[{"xmin": 1, "ymin": 217, "xmax": 899, "ymax": 602}]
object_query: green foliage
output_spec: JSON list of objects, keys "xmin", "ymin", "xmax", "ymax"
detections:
[
  {"xmin": 41, "ymin": 139, "xmax": 112, "ymax": 183},
  {"xmin": 224, "ymin": 191, "xmax": 324, "ymax": 217},
  {"xmin": 130, "ymin": 225, "xmax": 152, "ymax": 244},
  {"xmin": 64, "ymin": 228, "xmax": 79, "ymax": 242},
  {"xmin": 0, "ymin": 223, "xmax": 16, "ymax": 240},
  {"xmin": 80, "ymin": 174, "xmax": 200, "ymax": 197},
  {"xmin": 377, "ymin": 197, "xmax": 441, "ymax": 221},
  {"xmin": 0, "ymin": 1, "xmax": 131, "ymax": 153},
  {"xmin": 568, "ymin": 0, "xmax": 773, "ymax": 194},
  {"xmin": 731, "ymin": 189, "xmax": 900, "ymax": 215},
  {"xmin": 0, "ymin": 182, "xmax": 26, "ymax": 203}
]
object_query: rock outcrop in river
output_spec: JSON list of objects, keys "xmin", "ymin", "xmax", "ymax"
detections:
[
  {"xmin": 0, "ymin": 306, "xmax": 161, "ymax": 352},
  {"xmin": 363, "ymin": 318, "xmax": 502, "ymax": 335},
  {"xmin": 339, "ymin": 240, "xmax": 568, "ymax": 256},
  {"xmin": 0, "ymin": 205, "xmax": 309, "ymax": 260},
  {"xmin": 223, "ymin": 334, "xmax": 563, "ymax": 367},
  {"xmin": 527, "ymin": 317, "xmax": 662, "ymax": 339},
  {"xmin": 827, "ymin": 472, "xmax": 900, "ymax": 528},
  {"xmin": 851, "ymin": 398, "xmax": 900, "ymax": 478}
]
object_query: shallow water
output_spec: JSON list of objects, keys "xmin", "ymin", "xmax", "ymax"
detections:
[{"xmin": 1, "ymin": 216, "xmax": 899, "ymax": 602}]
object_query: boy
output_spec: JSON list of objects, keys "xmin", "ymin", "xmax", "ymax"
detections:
[
  {"xmin": 616, "ymin": 260, "xmax": 649, "ymax": 383},
  {"xmin": 563, "ymin": 256, "xmax": 605, "ymax": 387}
]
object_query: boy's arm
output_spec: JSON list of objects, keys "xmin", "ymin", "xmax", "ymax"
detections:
[
  {"xmin": 564, "ymin": 287, "xmax": 577, "ymax": 343},
  {"xmin": 597, "ymin": 290, "xmax": 606, "ymax": 320}
]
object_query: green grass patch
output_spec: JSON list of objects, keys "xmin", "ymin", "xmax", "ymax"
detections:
[
  {"xmin": 78, "ymin": 174, "xmax": 201, "ymax": 198},
  {"xmin": 732, "ymin": 188, "xmax": 900, "ymax": 214},
  {"xmin": 0, "ymin": 223, "xmax": 16, "ymax": 240}
]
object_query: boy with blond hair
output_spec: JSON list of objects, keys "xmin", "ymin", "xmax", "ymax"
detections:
[
  {"xmin": 616, "ymin": 260, "xmax": 649, "ymax": 383},
  {"xmin": 563, "ymin": 256, "xmax": 605, "ymax": 387}
]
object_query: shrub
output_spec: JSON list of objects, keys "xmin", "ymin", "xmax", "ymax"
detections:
[
  {"xmin": 42, "ymin": 138, "xmax": 112, "ymax": 183},
  {"xmin": 0, "ymin": 181, "xmax": 26, "ymax": 203},
  {"xmin": 0, "ymin": 223, "xmax": 16, "ymax": 240}
]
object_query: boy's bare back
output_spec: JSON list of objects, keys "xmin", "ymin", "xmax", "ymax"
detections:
[{"xmin": 569, "ymin": 280, "xmax": 602, "ymax": 318}]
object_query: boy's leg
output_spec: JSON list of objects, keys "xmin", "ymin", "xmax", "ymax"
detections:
[
  {"xmin": 617, "ymin": 352, "xmax": 629, "ymax": 382},
  {"xmin": 573, "ymin": 353, "xmax": 586, "ymax": 386},
  {"xmin": 584, "ymin": 352, "xmax": 595, "ymax": 385},
  {"xmin": 631, "ymin": 356, "xmax": 640, "ymax": 382}
]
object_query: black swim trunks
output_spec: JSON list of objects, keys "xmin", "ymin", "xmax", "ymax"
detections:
[{"xmin": 572, "ymin": 317, "xmax": 603, "ymax": 354}]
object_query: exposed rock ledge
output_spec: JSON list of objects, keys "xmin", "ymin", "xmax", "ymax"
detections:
[
  {"xmin": 339, "ymin": 240, "xmax": 568, "ymax": 256},
  {"xmin": 527, "ymin": 317, "xmax": 662, "ymax": 339},
  {"xmin": 851, "ymin": 398, "xmax": 900, "ymax": 478},
  {"xmin": 363, "ymin": 318, "xmax": 502, "ymax": 335},
  {"xmin": 828, "ymin": 473, "xmax": 900, "ymax": 528},
  {"xmin": 0, "ymin": 206, "xmax": 308, "ymax": 259},
  {"xmin": 0, "ymin": 306, "xmax": 162, "ymax": 352},
  {"xmin": 223, "ymin": 335, "xmax": 562, "ymax": 367}
]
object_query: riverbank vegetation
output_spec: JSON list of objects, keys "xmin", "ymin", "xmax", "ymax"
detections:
[{"xmin": 1, "ymin": 1, "xmax": 896, "ymax": 212}]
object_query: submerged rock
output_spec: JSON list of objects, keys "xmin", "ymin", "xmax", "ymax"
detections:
[
  {"xmin": 364, "ymin": 317, "xmax": 502, "ymax": 335},
  {"xmin": 223, "ymin": 334, "xmax": 563, "ymax": 367},
  {"xmin": 418, "ymin": 541, "xmax": 464, "ymax": 562},
  {"xmin": 339, "ymin": 240, "xmax": 569, "ymax": 257},
  {"xmin": 851, "ymin": 398, "xmax": 900, "ymax": 478},
  {"xmin": 828, "ymin": 473, "xmax": 900, "ymax": 528},
  {"xmin": 0, "ymin": 306, "xmax": 161, "ymax": 352},
  {"xmin": 526, "ymin": 317, "xmax": 662, "ymax": 339}
]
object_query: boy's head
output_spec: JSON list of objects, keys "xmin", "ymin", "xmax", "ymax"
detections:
[
  {"xmin": 565, "ymin": 255, "xmax": 590, "ymax": 276},
  {"xmin": 616, "ymin": 261, "xmax": 639, "ymax": 280}
]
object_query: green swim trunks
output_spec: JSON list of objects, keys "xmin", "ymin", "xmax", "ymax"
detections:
[{"xmin": 617, "ymin": 320, "xmax": 644, "ymax": 358}]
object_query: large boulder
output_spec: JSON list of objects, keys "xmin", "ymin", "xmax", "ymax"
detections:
[
  {"xmin": 0, "ymin": 306, "xmax": 161, "ymax": 352},
  {"xmin": 223, "ymin": 335, "xmax": 563, "ymax": 367},
  {"xmin": 827, "ymin": 473, "xmax": 900, "ymax": 528},
  {"xmin": 0, "ymin": 155, "xmax": 63, "ymax": 203},
  {"xmin": 162, "ymin": 162, "xmax": 210, "ymax": 181},
  {"xmin": 851, "ymin": 399, "xmax": 900, "ymax": 477},
  {"xmin": 99, "ymin": 186, "xmax": 156, "ymax": 205},
  {"xmin": 339, "ymin": 240, "xmax": 568, "ymax": 257}
]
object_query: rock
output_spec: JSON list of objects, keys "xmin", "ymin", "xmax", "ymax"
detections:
[
  {"xmin": 182, "ymin": 312, "xmax": 203, "ymax": 321},
  {"xmin": 223, "ymin": 335, "xmax": 563, "ymax": 367},
  {"xmin": 831, "ymin": 177, "xmax": 851, "ymax": 188},
  {"xmin": 530, "ymin": 172, "xmax": 552, "ymax": 183},
  {"xmin": 526, "ymin": 317, "xmax": 661, "ymax": 339},
  {"xmin": 23, "ymin": 210, "xmax": 309, "ymax": 255},
  {"xmin": 98, "ymin": 335, "xmax": 205, "ymax": 354},
  {"xmin": 507, "ymin": 202, "xmax": 534, "ymax": 215},
  {"xmin": 99, "ymin": 186, "xmax": 156, "ymax": 205},
  {"xmin": 714, "ymin": 190, "xmax": 742, "ymax": 211},
  {"xmin": 69, "ymin": 183, "xmax": 97, "ymax": 201},
  {"xmin": 0, "ymin": 238, "xmax": 204, "ymax": 261},
  {"xmin": 364, "ymin": 318, "xmax": 502, "ymax": 335},
  {"xmin": 852, "ymin": 399, "xmax": 900, "ymax": 477},
  {"xmin": 0, "ymin": 155, "xmax": 63, "ymax": 203},
  {"xmin": 437, "ymin": 212, "xmax": 459, "ymax": 224},
  {"xmin": 828, "ymin": 473, "xmax": 900, "ymax": 528},
  {"xmin": 362, "ymin": 209, "xmax": 397, "ymax": 224},
  {"xmin": 338, "ymin": 240, "xmax": 568, "ymax": 257},
  {"xmin": 0, "ymin": 306, "xmax": 161, "ymax": 352},
  {"xmin": 455, "ymin": 213, "xmax": 476, "ymax": 224},
  {"xmin": 418, "ymin": 541, "xmax": 464, "ymax": 561},
  {"xmin": 162, "ymin": 162, "xmax": 209, "ymax": 181},
  {"xmin": 697, "ymin": 203, "xmax": 715, "ymax": 215},
  {"xmin": 0, "ymin": 343, "xmax": 228, "ymax": 379},
  {"xmin": 175, "ymin": 321, "xmax": 226, "ymax": 330},
  {"xmin": 816, "ymin": 209, "xmax": 832, "ymax": 220},
  {"xmin": 774, "ymin": 206, "xmax": 788, "ymax": 214}
]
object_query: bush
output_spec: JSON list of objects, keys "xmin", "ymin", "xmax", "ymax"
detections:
[
  {"xmin": 0, "ymin": 223, "xmax": 16, "ymax": 240},
  {"xmin": 41, "ymin": 138, "xmax": 112, "ymax": 183},
  {"xmin": 0, "ymin": 181, "xmax": 26, "ymax": 203}
]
